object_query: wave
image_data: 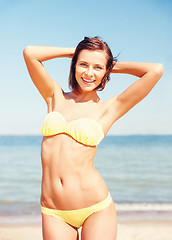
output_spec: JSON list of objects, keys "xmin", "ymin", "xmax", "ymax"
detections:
[{"xmin": 116, "ymin": 202, "xmax": 172, "ymax": 211}]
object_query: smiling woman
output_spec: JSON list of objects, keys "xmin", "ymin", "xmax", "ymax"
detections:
[
  {"xmin": 23, "ymin": 36, "xmax": 163, "ymax": 240},
  {"xmin": 69, "ymin": 37, "xmax": 116, "ymax": 92},
  {"xmin": 75, "ymin": 50, "xmax": 107, "ymax": 91}
]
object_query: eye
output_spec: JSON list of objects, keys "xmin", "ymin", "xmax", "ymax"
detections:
[
  {"xmin": 95, "ymin": 66, "xmax": 102, "ymax": 70},
  {"xmin": 80, "ymin": 63, "xmax": 87, "ymax": 67}
]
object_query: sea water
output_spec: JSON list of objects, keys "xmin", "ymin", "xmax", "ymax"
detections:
[{"xmin": 0, "ymin": 135, "xmax": 172, "ymax": 223}]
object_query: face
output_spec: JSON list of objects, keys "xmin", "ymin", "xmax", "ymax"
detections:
[{"xmin": 75, "ymin": 50, "xmax": 107, "ymax": 92}]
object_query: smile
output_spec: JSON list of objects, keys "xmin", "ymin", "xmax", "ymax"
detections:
[{"xmin": 82, "ymin": 77, "xmax": 96, "ymax": 84}]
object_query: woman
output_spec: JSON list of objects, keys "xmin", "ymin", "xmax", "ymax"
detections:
[{"xmin": 23, "ymin": 37, "xmax": 163, "ymax": 240}]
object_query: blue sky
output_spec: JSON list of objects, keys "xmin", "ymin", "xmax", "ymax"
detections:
[{"xmin": 0, "ymin": 0, "xmax": 171, "ymax": 135}]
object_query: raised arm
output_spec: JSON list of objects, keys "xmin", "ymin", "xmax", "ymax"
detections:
[
  {"xmin": 23, "ymin": 46, "xmax": 75, "ymax": 103},
  {"xmin": 109, "ymin": 62, "xmax": 164, "ymax": 121}
]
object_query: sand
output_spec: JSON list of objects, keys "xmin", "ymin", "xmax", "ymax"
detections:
[{"xmin": 0, "ymin": 221, "xmax": 172, "ymax": 240}]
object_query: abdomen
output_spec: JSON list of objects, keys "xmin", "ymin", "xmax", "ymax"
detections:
[{"xmin": 40, "ymin": 134, "xmax": 109, "ymax": 210}]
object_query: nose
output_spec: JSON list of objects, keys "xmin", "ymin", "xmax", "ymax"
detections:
[{"xmin": 85, "ymin": 66, "xmax": 94, "ymax": 77}]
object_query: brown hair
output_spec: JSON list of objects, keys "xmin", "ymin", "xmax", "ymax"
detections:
[{"xmin": 69, "ymin": 36, "xmax": 117, "ymax": 91}]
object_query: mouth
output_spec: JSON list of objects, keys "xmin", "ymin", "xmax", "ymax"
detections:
[{"xmin": 81, "ymin": 77, "xmax": 96, "ymax": 84}]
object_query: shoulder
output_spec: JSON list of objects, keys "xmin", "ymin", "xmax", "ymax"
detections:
[
  {"xmin": 96, "ymin": 95, "xmax": 119, "ymax": 136},
  {"xmin": 46, "ymin": 82, "xmax": 65, "ymax": 110},
  {"xmin": 98, "ymin": 95, "xmax": 120, "ymax": 122},
  {"xmin": 102, "ymin": 95, "xmax": 121, "ymax": 123},
  {"xmin": 103, "ymin": 95, "xmax": 119, "ymax": 109}
]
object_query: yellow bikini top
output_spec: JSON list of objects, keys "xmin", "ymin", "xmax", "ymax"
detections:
[{"xmin": 42, "ymin": 111, "xmax": 104, "ymax": 146}]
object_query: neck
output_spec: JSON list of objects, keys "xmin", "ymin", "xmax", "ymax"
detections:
[{"xmin": 71, "ymin": 89, "xmax": 100, "ymax": 103}]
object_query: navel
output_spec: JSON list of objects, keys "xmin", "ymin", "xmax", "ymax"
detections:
[{"xmin": 59, "ymin": 177, "xmax": 63, "ymax": 186}]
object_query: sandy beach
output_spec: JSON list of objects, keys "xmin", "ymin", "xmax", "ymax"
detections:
[{"xmin": 0, "ymin": 221, "xmax": 171, "ymax": 240}]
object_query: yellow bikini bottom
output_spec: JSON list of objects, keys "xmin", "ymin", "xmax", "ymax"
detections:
[{"xmin": 41, "ymin": 193, "xmax": 112, "ymax": 228}]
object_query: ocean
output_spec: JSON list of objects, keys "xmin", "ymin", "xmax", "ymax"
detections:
[{"xmin": 0, "ymin": 135, "xmax": 172, "ymax": 224}]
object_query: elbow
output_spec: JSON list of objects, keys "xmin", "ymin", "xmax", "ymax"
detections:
[
  {"xmin": 154, "ymin": 63, "xmax": 164, "ymax": 78},
  {"xmin": 23, "ymin": 46, "xmax": 33, "ymax": 58}
]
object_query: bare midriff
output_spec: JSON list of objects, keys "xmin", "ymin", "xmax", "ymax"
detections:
[{"xmin": 40, "ymin": 133, "xmax": 109, "ymax": 210}]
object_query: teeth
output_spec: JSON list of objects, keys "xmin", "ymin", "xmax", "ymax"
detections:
[{"xmin": 82, "ymin": 78, "xmax": 95, "ymax": 83}]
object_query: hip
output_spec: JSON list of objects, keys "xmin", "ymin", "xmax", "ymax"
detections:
[{"xmin": 41, "ymin": 192, "xmax": 113, "ymax": 229}]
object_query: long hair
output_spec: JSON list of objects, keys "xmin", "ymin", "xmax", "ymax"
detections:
[{"xmin": 69, "ymin": 36, "xmax": 117, "ymax": 91}]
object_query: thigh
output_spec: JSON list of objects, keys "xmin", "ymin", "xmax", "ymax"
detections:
[
  {"xmin": 81, "ymin": 201, "xmax": 117, "ymax": 240},
  {"xmin": 42, "ymin": 213, "xmax": 79, "ymax": 240}
]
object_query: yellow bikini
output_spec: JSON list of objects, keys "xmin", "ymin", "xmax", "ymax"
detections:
[
  {"xmin": 41, "ymin": 111, "xmax": 111, "ymax": 228},
  {"xmin": 42, "ymin": 111, "xmax": 104, "ymax": 146},
  {"xmin": 41, "ymin": 193, "xmax": 112, "ymax": 228}
]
